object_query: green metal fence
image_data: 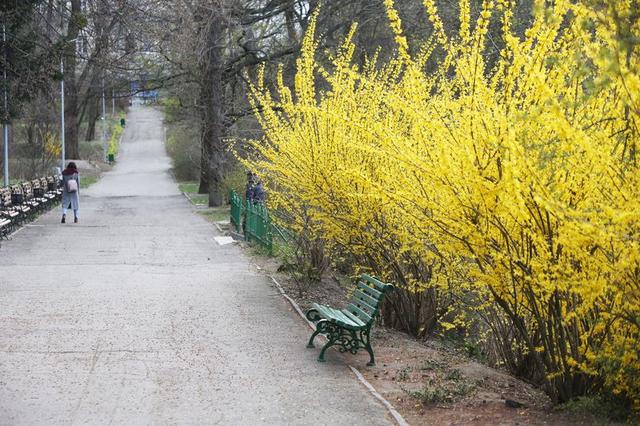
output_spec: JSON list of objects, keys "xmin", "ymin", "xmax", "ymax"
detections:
[
  {"xmin": 229, "ymin": 190, "xmax": 273, "ymax": 253},
  {"xmin": 230, "ymin": 190, "xmax": 243, "ymax": 233},
  {"xmin": 245, "ymin": 200, "xmax": 273, "ymax": 253}
]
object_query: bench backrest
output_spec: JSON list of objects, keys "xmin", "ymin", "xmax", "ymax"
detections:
[
  {"xmin": 22, "ymin": 182, "xmax": 33, "ymax": 199},
  {"xmin": 33, "ymin": 179, "xmax": 47, "ymax": 197},
  {"xmin": 46, "ymin": 176, "xmax": 58, "ymax": 191},
  {"xmin": 11, "ymin": 185, "xmax": 24, "ymax": 204},
  {"xmin": 347, "ymin": 274, "xmax": 394, "ymax": 327},
  {"xmin": 11, "ymin": 185, "xmax": 22, "ymax": 195},
  {"xmin": 1, "ymin": 187, "xmax": 11, "ymax": 207}
]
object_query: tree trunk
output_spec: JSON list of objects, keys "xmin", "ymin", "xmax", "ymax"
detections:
[
  {"xmin": 197, "ymin": 89, "xmax": 210, "ymax": 194},
  {"xmin": 205, "ymin": 22, "xmax": 226, "ymax": 207},
  {"xmin": 85, "ymin": 97, "xmax": 99, "ymax": 141},
  {"xmin": 197, "ymin": 4, "xmax": 226, "ymax": 206},
  {"xmin": 64, "ymin": 0, "xmax": 82, "ymax": 159}
]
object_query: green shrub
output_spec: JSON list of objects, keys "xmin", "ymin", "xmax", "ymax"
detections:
[
  {"xmin": 221, "ymin": 164, "xmax": 246, "ymax": 200},
  {"xmin": 165, "ymin": 122, "xmax": 200, "ymax": 181}
]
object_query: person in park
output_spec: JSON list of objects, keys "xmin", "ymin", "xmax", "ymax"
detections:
[
  {"xmin": 61, "ymin": 162, "xmax": 80, "ymax": 224},
  {"xmin": 252, "ymin": 177, "xmax": 266, "ymax": 204},
  {"xmin": 244, "ymin": 171, "xmax": 266, "ymax": 204},
  {"xmin": 244, "ymin": 171, "xmax": 255, "ymax": 202}
]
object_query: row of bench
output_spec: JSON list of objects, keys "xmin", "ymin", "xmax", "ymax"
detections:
[{"xmin": 0, "ymin": 176, "xmax": 64, "ymax": 239}]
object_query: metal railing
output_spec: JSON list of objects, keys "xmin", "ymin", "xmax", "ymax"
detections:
[
  {"xmin": 245, "ymin": 201, "xmax": 272, "ymax": 253},
  {"xmin": 229, "ymin": 190, "xmax": 273, "ymax": 253},
  {"xmin": 230, "ymin": 190, "xmax": 243, "ymax": 233}
]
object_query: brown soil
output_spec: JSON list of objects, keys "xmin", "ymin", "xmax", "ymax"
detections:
[{"xmin": 235, "ymin": 238, "xmax": 612, "ymax": 426}]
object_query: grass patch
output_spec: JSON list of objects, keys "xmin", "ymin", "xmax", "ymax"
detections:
[
  {"xmin": 188, "ymin": 194, "xmax": 209, "ymax": 206},
  {"xmin": 197, "ymin": 208, "xmax": 229, "ymax": 223},
  {"xmin": 179, "ymin": 181, "xmax": 210, "ymax": 206},
  {"xmin": 81, "ymin": 175, "xmax": 99, "ymax": 189},
  {"xmin": 178, "ymin": 181, "xmax": 199, "ymax": 194}
]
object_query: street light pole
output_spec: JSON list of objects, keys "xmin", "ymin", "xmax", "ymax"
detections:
[
  {"xmin": 3, "ymin": 22, "xmax": 10, "ymax": 186},
  {"xmin": 101, "ymin": 78, "xmax": 106, "ymax": 160},
  {"xmin": 60, "ymin": 38, "xmax": 77, "ymax": 171},
  {"xmin": 60, "ymin": 58, "xmax": 65, "ymax": 171}
]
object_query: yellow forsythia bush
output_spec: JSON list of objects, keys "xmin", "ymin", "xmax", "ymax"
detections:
[
  {"xmin": 246, "ymin": 0, "xmax": 640, "ymax": 407},
  {"xmin": 107, "ymin": 118, "xmax": 124, "ymax": 158}
]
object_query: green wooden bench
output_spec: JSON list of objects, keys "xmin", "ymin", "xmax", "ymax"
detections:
[{"xmin": 306, "ymin": 274, "xmax": 394, "ymax": 366}]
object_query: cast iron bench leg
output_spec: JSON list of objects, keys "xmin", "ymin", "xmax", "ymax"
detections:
[
  {"xmin": 307, "ymin": 327, "xmax": 322, "ymax": 348},
  {"xmin": 318, "ymin": 337, "xmax": 337, "ymax": 363},
  {"xmin": 306, "ymin": 310, "xmax": 323, "ymax": 348},
  {"xmin": 363, "ymin": 328, "xmax": 375, "ymax": 366},
  {"xmin": 317, "ymin": 322, "xmax": 341, "ymax": 363}
]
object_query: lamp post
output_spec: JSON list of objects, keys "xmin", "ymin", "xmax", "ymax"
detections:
[
  {"xmin": 60, "ymin": 38, "xmax": 76, "ymax": 172},
  {"xmin": 3, "ymin": 22, "xmax": 10, "ymax": 186},
  {"xmin": 60, "ymin": 57, "xmax": 65, "ymax": 171},
  {"xmin": 101, "ymin": 78, "xmax": 106, "ymax": 160}
]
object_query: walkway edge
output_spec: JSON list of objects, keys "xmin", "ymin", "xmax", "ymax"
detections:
[
  {"xmin": 349, "ymin": 366, "xmax": 411, "ymax": 426},
  {"xmin": 267, "ymin": 273, "xmax": 409, "ymax": 426}
]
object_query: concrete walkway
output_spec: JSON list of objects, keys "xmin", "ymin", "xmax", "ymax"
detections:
[{"xmin": 0, "ymin": 107, "xmax": 392, "ymax": 425}]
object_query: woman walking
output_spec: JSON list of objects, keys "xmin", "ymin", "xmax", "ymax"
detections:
[{"xmin": 61, "ymin": 162, "xmax": 80, "ymax": 223}]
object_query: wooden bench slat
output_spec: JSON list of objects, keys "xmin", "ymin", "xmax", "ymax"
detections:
[
  {"xmin": 346, "ymin": 303, "xmax": 373, "ymax": 324},
  {"xmin": 312, "ymin": 303, "xmax": 362, "ymax": 330},
  {"xmin": 360, "ymin": 274, "xmax": 389, "ymax": 292},
  {"xmin": 330, "ymin": 308, "xmax": 360, "ymax": 329},
  {"xmin": 352, "ymin": 298, "xmax": 377, "ymax": 317},
  {"xmin": 353, "ymin": 289, "xmax": 380, "ymax": 307},
  {"xmin": 340, "ymin": 309, "xmax": 366, "ymax": 327},
  {"xmin": 357, "ymin": 282, "xmax": 383, "ymax": 300}
]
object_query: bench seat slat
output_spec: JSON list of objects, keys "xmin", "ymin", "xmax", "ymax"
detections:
[
  {"xmin": 340, "ymin": 309, "xmax": 366, "ymax": 327},
  {"xmin": 346, "ymin": 303, "xmax": 373, "ymax": 325},
  {"xmin": 312, "ymin": 303, "xmax": 364, "ymax": 330},
  {"xmin": 330, "ymin": 309, "xmax": 361, "ymax": 328}
]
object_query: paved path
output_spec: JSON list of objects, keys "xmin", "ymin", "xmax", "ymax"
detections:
[{"xmin": 0, "ymin": 107, "xmax": 391, "ymax": 425}]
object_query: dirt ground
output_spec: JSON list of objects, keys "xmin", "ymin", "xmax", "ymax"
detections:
[{"xmin": 238, "ymin": 240, "xmax": 615, "ymax": 426}]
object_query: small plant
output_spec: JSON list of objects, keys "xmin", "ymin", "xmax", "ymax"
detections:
[
  {"xmin": 396, "ymin": 367, "xmax": 411, "ymax": 382},
  {"xmin": 408, "ymin": 385, "xmax": 451, "ymax": 404},
  {"xmin": 420, "ymin": 359, "xmax": 446, "ymax": 371},
  {"xmin": 406, "ymin": 370, "xmax": 475, "ymax": 405},
  {"xmin": 445, "ymin": 369, "xmax": 462, "ymax": 381}
]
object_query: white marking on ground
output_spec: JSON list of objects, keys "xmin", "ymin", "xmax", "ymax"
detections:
[{"xmin": 214, "ymin": 236, "xmax": 236, "ymax": 245}]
